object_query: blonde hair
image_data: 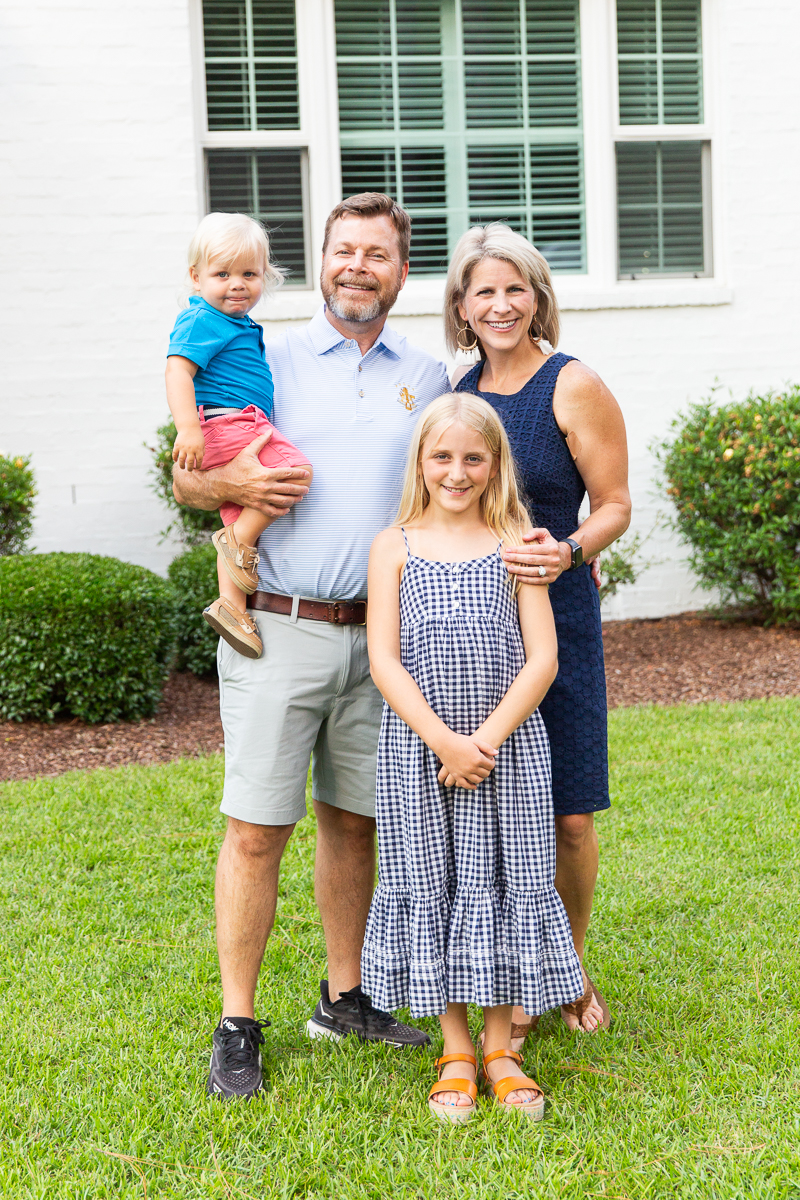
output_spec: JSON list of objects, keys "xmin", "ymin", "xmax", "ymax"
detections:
[
  {"xmin": 187, "ymin": 212, "xmax": 284, "ymax": 293},
  {"xmin": 443, "ymin": 223, "xmax": 560, "ymax": 356},
  {"xmin": 395, "ymin": 393, "xmax": 531, "ymax": 558}
]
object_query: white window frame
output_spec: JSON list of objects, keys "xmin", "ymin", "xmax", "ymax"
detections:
[{"xmin": 192, "ymin": 0, "xmax": 730, "ymax": 317}]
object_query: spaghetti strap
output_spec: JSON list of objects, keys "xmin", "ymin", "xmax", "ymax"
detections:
[{"xmin": 400, "ymin": 527, "xmax": 411, "ymax": 557}]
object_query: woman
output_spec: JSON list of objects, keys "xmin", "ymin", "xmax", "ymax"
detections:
[{"xmin": 446, "ymin": 224, "xmax": 631, "ymax": 1035}]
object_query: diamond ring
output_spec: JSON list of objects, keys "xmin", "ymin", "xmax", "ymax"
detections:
[{"xmin": 537, "ymin": 565, "xmax": 547, "ymax": 578}]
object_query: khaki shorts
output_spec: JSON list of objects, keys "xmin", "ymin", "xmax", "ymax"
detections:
[{"xmin": 217, "ymin": 608, "xmax": 382, "ymax": 826}]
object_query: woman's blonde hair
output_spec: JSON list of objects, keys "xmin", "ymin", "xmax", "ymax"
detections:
[
  {"xmin": 395, "ymin": 393, "xmax": 531, "ymax": 555},
  {"xmin": 443, "ymin": 223, "xmax": 560, "ymax": 357},
  {"xmin": 187, "ymin": 212, "xmax": 284, "ymax": 294}
]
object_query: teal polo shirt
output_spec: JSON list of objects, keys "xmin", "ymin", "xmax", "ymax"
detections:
[{"xmin": 167, "ymin": 296, "xmax": 274, "ymax": 417}]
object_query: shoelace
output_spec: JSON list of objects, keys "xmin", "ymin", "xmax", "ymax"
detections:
[
  {"xmin": 338, "ymin": 986, "xmax": 396, "ymax": 1029},
  {"xmin": 235, "ymin": 545, "xmax": 260, "ymax": 572},
  {"xmin": 218, "ymin": 1019, "xmax": 269, "ymax": 1071}
]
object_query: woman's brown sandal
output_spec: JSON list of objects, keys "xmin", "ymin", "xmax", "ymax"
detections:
[
  {"xmin": 562, "ymin": 969, "xmax": 612, "ymax": 1031},
  {"xmin": 428, "ymin": 1053, "xmax": 478, "ymax": 1124},
  {"xmin": 480, "ymin": 1049, "xmax": 545, "ymax": 1121}
]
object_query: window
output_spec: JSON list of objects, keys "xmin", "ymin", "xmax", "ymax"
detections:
[
  {"xmin": 195, "ymin": 0, "xmax": 717, "ymax": 296},
  {"xmin": 334, "ymin": 0, "xmax": 585, "ymax": 276},
  {"xmin": 201, "ymin": 0, "xmax": 310, "ymax": 284},
  {"xmin": 615, "ymin": 0, "xmax": 710, "ymax": 278}
]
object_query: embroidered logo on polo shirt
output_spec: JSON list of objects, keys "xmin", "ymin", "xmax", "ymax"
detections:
[{"xmin": 396, "ymin": 385, "xmax": 417, "ymax": 412}]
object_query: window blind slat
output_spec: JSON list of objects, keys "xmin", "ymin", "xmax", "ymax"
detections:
[{"xmin": 206, "ymin": 148, "xmax": 307, "ymax": 283}]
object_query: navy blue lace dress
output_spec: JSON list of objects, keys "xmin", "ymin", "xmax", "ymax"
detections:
[{"xmin": 455, "ymin": 354, "xmax": 610, "ymax": 814}]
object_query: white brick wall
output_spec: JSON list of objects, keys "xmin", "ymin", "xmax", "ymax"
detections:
[{"xmin": 2, "ymin": 0, "xmax": 798, "ymax": 616}]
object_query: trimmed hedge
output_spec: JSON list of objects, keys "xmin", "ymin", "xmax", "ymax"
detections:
[
  {"xmin": 655, "ymin": 385, "xmax": 800, "ymax": 623},
  {"xmin": 167, "ymin": 543, "xmax": 220, "ymax": 676},
  {"xmin": 0, "ymin": 554, "xmax": 175, "ymax": 723}
]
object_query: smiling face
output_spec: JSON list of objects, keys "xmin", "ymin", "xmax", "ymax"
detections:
[
  {"xmin": 190, "ymin": 256, "xmax": 265, "ymax": 317},
  {"xmin": 420, "ymin": 420, "xmax": 498, "ymax": 517},
  {"xmin": 457, "ymin": 257, "xmax": 538, "ymax": 355},
  {"xmin": 320, "ymin": 214, "xmax": 408, "ymax": 323}
]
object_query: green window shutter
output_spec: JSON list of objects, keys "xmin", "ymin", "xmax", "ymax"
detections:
[
  {"xmin": 203, "ymin": 0, "xmax": 299, "ymax": 130},
  {"xmin": 617, "ymin": 0, "xmax": 703, "ymax": 125},
  {"xmin": 335, "ymin": 0, "xmax": 584, "ymax": 276},
  {"xmin": 616, "ymin": 140, "xmax": 706, "ymax": 276},
  {"xmin": 206, "ymin": 148, "xmax": 308, "ymax": 284}
]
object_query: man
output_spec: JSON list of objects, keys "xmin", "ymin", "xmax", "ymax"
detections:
[{"xmin": 173, "ymin": 193, "xmax": 449, "ymax": 1099}]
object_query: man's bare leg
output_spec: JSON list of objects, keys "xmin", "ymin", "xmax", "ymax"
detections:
[
  {"xmin": 509, "ymin": 812, "xmax": 603, "ymax": 1033},
  {"xmin": 216, "ymin": 816, "xmax": 295, "ymax": 1019},
  {"xmin": 312, "ymin": 799, "xmax": 376, "ymax": 1001}
]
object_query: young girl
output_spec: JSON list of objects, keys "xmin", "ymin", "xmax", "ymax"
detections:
[
  {"xmin": 166, "ymin": 212, "xmax": 312, "ymax": 659},
  {"xmin": 361, "ymin": 393, "xmax": 592, "ymax": 1123}
]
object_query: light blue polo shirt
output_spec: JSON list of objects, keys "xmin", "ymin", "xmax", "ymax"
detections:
[
  {"xmin": 259, "ymin": 306, "xmax": 449, "ymax": 601},
  {"xmin": 167, "ymin": 296, "xmax": 274, "ymax": 417}
]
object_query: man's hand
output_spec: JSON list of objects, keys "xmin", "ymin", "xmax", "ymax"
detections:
[
  {"xmin": 172, "ymin": 426, "xmax": 206, "ymax": 472},
  {"xmin": 502, "ymin": 527, "xmax": 565, "ymax": 586},
  {"xmin": 436, "ymin": 734, "xmax": 498, "ymax": 790},
  {"xmin": 172, "ymin": 431, "xmax": 311, "ymax": 517}
]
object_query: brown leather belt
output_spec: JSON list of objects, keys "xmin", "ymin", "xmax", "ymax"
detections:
[{"xmin": 247, "ymin": 590, "xmax": 367, "ymax": 625}]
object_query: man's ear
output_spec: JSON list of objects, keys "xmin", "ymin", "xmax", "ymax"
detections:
[{"xmin": 398, "ymin": 260, "xmax": 410, "ymax": 290}]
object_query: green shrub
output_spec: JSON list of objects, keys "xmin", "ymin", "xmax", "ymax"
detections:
[
  {"xmin": 599, "ymin": 532, "xmax": 650, "ymax": 604},
  {"xmin": 655, "ymin": 385, "xmax": 800, "ymax": 623},
  {"xmin": 0, "ymin": 454, "xmax": 37, "ymax": 555},
  {"xmin": 0, "ymin": 554, "xmax": 175, "ymax": 723},
  {"xmin": 146, "ymin": 418, "xmax": 222, "ymax": 546},
  {"xmin": 167, "ymin": 543, "xmax": 220, "ymax": 676}
]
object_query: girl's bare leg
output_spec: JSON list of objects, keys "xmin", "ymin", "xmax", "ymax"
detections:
[
  {"xmin": 482, "ymin": 1005, "xmax": 538, "ymax": 1105},
  {"xmin": 435, "ymin": 1003, "xmax": 477, "ymax": 1108}
]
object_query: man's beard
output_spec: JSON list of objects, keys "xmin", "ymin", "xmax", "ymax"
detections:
[{"xmin": 321, "ymin": 271, "xmax": 402, "ymax": 323}]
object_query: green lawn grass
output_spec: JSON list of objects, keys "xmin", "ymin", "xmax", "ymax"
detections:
[{"xmin": 2, "ymin": 699, "xmax": 800, "ymax": 1199}]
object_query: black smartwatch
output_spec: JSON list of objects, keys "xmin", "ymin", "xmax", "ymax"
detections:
[{"xmin": 561, "ymin": 537, "xmax": 584, "ymax": 570}]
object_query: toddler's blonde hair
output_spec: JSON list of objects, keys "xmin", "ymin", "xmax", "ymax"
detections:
[
  {"xmin": 187, "ymin": 212, "xmax": 284, "ymax": 293},
  {"xmin": 395, "ymin": 393, "xmax": 531, "ymax": 556}
]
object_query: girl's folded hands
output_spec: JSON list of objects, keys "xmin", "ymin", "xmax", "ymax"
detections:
[{"xmin": 436, "ymin": 733, "xmax": 498, "ymax": 790}]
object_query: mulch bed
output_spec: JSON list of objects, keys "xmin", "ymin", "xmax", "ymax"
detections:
[{"xmin": 2, "ymin": 615, "xmax": 799, "ymax": 784}]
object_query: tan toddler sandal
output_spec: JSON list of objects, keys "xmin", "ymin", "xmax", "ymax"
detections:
[
  {"xmin": 428, "ymin": 1053, "xmax": 478, "ymax": 1124},
  {"xmin": 212, "ymin": 527, "xmax": 260, "ymax": 594},
  {"xmin": 480, "ymin": 1049, "xmax": 545, "ymax": 1121},
  {"xmin": 203, "ymin": 597, "xmax": 263, "ymax": 659}
]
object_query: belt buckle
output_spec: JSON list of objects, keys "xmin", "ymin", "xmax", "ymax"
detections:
[{"xmin": 355, "ymin": 603, "xmax": 367, "ymax": 625}]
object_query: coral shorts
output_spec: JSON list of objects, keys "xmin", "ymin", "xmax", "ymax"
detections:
[{"xmin": 199, "ymin": 404, "xmax": 311, "ymax": 526}]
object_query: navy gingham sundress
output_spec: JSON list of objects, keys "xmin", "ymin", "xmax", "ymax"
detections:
[{"xmin": 360, "ymin": 533, "xmax": 584, "ymax": 1018}]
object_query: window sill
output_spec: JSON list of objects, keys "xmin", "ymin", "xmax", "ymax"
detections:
[{"xmin": 256, "ymin": 278, "xmax": 732, "ymax": 323}]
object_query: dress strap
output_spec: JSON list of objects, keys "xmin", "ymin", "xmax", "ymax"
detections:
[{"xmin": 400, "ymin": 527, "xmax": 411, "ymax": 557}]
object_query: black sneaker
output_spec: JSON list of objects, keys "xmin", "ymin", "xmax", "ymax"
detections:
[
  {"xmin": 305, "ymin": 980, "xmax": 429, "ymax": 1048},
  {"xmin": 206, "ymin": 1016, "xmax": 270, "ymax": 1099}
]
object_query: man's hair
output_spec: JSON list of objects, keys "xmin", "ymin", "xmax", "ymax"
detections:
[{"xmin": 322, "ymin": 193, "xmax": 411, "ymax": 264}]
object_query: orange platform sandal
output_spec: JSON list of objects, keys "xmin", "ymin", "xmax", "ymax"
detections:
[
  {"xmin": 428, "ymin": 1053, "xmax": 478, "ymax": 1124},
  {"xmin": 480, "ymin": 1048, "xmax": 545, "ymax": 1121}
]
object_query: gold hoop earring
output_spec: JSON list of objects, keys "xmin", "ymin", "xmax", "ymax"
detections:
[
  {"xmin": 530, "ymin": 322, "xmax": 544, "ymax": 344},
  {"xmin": 456, "ymin": 323, "xmax": 479, "ymax": 352}
]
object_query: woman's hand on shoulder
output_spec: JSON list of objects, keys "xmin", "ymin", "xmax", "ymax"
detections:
[{"xmin": 502, "ymin": 526, "xmax": 568, "ymax": 586}]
